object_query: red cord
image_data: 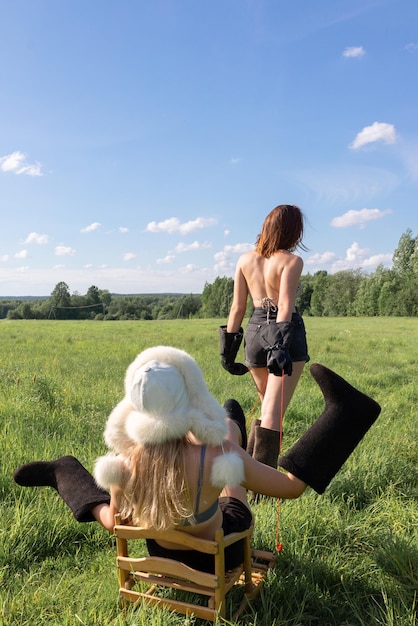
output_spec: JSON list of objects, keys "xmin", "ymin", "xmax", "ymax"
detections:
[
  {"xmin": 247, "ymin": 372, "xmax": 286, "ymax": 553},
  {"xmin": 275, "ymin": 374, "xmax": 286, "ymax": 553}
]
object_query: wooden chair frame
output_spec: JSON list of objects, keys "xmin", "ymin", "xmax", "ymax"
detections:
[{"xmin": 114, "ymin": 514, "xmax": 276, "ymax": 622}]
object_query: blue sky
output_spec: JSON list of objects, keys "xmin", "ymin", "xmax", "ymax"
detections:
[{"xmin": 1, "ymin": 0, "xmax": 417, "ymax": 296}]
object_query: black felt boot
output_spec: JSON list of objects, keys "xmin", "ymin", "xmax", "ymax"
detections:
[
  {"xmin": 246, "ymin": 418, "xmax": 261, "ymax": 457},
  {"xmin": 223, "ymin": 399, "xmax": 248, "ymax": 450},
  {"xmin": 278, "ymin": 364, "xmax": 381, "ymax": 494},
  {"xmin": 251, "ymin": 426, "xmax": 282, "ymax": 501},
  {"xmin": 253, "ymin": 426, "xmax": 282, "ymax": 468},
  {"xmin": 13, "ymin": 455, "xmax": 110, "ymax": 522}
]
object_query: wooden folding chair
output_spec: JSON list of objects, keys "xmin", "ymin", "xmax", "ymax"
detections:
[{"xmin": 114, "ymin": 514, "xmax": 276, "ymax": 622}]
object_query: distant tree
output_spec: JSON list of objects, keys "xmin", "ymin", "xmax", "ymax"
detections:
[
  {"xmin": 310, "ymin": 271, "xmax": 328, "ymax": 316},
  {"xmin": 50, "ymin": 282, "xmax": 71, "ymax": 310},
  {"xmin": 353, "ymin": 265, "xmax": 389, "ymax": 316},
  {"xmin": 7, "ymin": 308, "xmax": 22, "ymax": 320},
  {"xmin": 172, "ymin": 294, "xmax": 201, "ymax": 318},
  {"xmin": 321, "ymin": 270, "xmax": 363, "ymax": 316},
  {"xmin": 297, "ymin": 274, "xmax": 314, "ymax": 315},
  {"xmin": 86, "ymin": 285, "xmax": 101, "ymax": 305},
  {"xmin": 392, "ymin": 228, "xmax": 416, "ymax": 277},
  {"xmin": 391, "ymin": 229, "xmax": 418, "ymax": 315},
  {"xmin": 377, "ymin": 275, "xmax": 400, "ymax": 315},
  {"xmin": 201, "ymin": 277, "xmax": 234, "ymax": 318},
  {"xmin": 99, "ymin": 289, "xmax": 112, "ymax": 307}
]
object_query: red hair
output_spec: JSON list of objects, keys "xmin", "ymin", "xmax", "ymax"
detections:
[{"xmin": 255, "ymin": 205, "xmax": 306, "ymax": 257}]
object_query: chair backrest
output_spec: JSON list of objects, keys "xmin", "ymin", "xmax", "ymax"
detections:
[{"xmin": 113, "ymin": 514, "xmax": 276, "ymax": 621}]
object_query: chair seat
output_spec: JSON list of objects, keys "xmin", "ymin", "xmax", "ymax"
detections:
[{"xmin": 114, "ymin": 515, "xmax": 276, "ymax": 622}]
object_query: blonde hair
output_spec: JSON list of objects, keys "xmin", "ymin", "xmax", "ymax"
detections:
[{"xmin": 118, "ymin": 438, "xmax": 193, "ymax": 531}]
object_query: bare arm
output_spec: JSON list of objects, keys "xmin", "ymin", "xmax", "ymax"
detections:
[
  {"xmin": 276, "ymin": 255, "xmax": 303, "ymax": 322},
  {"xmin": 242, "ymin": 451, "xmax": 306, "ymax": 498},
  {"xmin": 225, "ymin": 441, "xmax": 306, "ymax": 499},
  {"xmin": 92, "ymin": 485, "xmax": 121, "ymax": 532},
  {"xmin": 227, "ymin": 260, "xmax": 249, "ymax": 333}
]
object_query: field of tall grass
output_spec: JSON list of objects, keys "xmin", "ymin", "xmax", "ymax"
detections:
[{"xmin": 1, "ymin": 317, "xmax": 417, "ymax": 625}]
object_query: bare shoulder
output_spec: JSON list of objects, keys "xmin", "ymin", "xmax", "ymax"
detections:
[
  {"xmin": 237, "ymin": 249, "xmax": 258, "ymax": 268},
  {"xmin": 288, "ymin": 252, "xmax": 303, "ymax": 270},
  {"xmin": 268, "ymin": 250, "xmax": 302, "ymax": 272},
  {"xmin": 272, "ymin": 250, "xmax": 302, "ymax": 271}
]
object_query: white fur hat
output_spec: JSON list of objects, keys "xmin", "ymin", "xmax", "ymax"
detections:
[
  {"xmin": 103, "ymin": 346, "xmax": 229, "ymax": 452},
  {"xmin": 94, "ymin": 346, "xmax": 245, "ymax": 491}
]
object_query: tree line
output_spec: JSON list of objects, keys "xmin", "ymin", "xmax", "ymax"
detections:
[{"xmin": 2, "ymin": 229, "xmax": 417, "ymax": 320}]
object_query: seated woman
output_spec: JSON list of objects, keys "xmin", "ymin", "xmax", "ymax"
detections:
[{"xmin": 13, "ymin": 346, "xmax": 381, "ymax": 573}]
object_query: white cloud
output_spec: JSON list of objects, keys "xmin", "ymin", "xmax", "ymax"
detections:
[
  {"xmin": 55, "ymin": 246, "xmax": 76, "ymax": 256},
  {"xmin": 156, "ymin": 255, "xmax": 176, "ymax": 265},
  {"xmin": 15, "ymin": 250, "xmax": 28, "ymax": 259},
  {"xmin": 331, "ymin": 208, "xmax": 392, "ymax": 228},
  {"xmin": 1, "ymin": 254, "xmax": 9, "ymax": 262},
  {"xmin": 345, "ymin": 241, "xmax": 369, "ymax": 262},
  {"xmin": 405, "ymin": 43, "xmax": 418, "ymax": 53},
  {"xmin": 179, "ymin": 264, "xmax": 199, "ymax": 274},
  {"xmin": 123, "ymin": 252, "xmax": 136, "ymax": 261},
  {"xmin": 224, "ymin": 229, "xmax": 230, "ymax": 236},
  {"xmin": 306, "ymin": 251, "xmax": 338, "ymax": 266},
  {"xmin": 213, "ymin": 242, "xmax": 253, "ymax": 274},
  {"xmin": 146, "ymin": 216, "xmax": 217, "ymax": 235},
  {"xmin": 230, "ymin": 157, "xmax": 241, "ymax": 164},
  {"xmin": 0, "ymin": 151, "xmax": 43, "ymax": 176},
  {"xmin": 17, "ymin": 266, "xmax": 30, "ymax": 272},
  {"xmin": 0, "ymin": 265, "xmax": 214, "ymax": 296},
  {"xmin": 81, "ymin": 222, "xmax": 101, "ymax": 233},
  {"xmin": 350, "ymin": 122, "xmax": 397, "ymax": 150},
  {"xmin": 118, "ymin": 226, "xmax": 129, "ymax": 233},
  {"xmin": 174, "ymin": 241, "xmax": 211, "ymax": 253},
  {"xmin": 24, "ymin": 232, "xmax": 49, "ymax": 244},
  {"xmin": 224, "ymin": 243, "xmax": 253, "ymax": 254},
  {"xmin": 306, "ymin": 243, "xmax": 393, "ymax": 273},
  {"xmin": 362, "ymin": 253, "xmax": 393, "ymax": 267},
  {"xmin": 213, "ymin": 253, "xmax": 235, "ymax": 275},
  {"xmin": 343, "ymin": 46, "xmax": 365, "ymax": 58}
]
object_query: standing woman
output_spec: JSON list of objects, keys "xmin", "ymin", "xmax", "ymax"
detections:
[{"xmin": 220, "ymin": 204, "xmax": 310, "ymax": 470}]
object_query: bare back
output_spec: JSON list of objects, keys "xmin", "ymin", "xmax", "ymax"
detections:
[{"xmin": 235, "ymin": 249, "xmax": 303, "ymax": 321}]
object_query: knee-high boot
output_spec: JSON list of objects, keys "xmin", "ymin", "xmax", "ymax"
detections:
[
  {"xmin": 223, "ymin": 399, "xmax": 248, "ymax": 450},
  {"xmin": 278, "ymin": 363, "xmax": 381, "ymax": 494},
  {"xmin": 246, "ymin": 418, "xmax": 261, "ymax": 457},
  {"xmin": 251, "ymin": 425, "xmax": 282, "ymax": 501},
  {"xmin": 253, "ymin": 426, "xmax": 282, "ymax": 468},
  {"xmin": 13, "ymin": 455, "xmax": 110, "ymax": 522}
]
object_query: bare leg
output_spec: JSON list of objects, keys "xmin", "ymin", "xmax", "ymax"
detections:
[
  {"xmin": 257, "ymin": 361, "xmax": 305, "ymax": 430},
  {"xmin": 249, "ymin": 362, "xmax": 305, "ymax": 481},
  {"xmin": 248, "ymin": 366, "xmax": 268, "ymax": 403}
]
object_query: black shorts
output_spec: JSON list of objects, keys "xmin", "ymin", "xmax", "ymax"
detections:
[
  {"xmin": 146, "ymin": 497, "xmax": 253, "ymax": 574},
  {"xmin": 244, "ymin": 308, "xmax": 310, "ymax": 368}
]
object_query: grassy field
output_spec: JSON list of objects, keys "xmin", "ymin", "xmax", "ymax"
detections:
[{"xmin": 1, "ymin": 317, "xmax": 417, "ymax": 626}]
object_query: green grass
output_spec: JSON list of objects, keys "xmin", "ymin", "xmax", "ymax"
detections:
[{"xmin": 1, "ymin": 318, "xmax": 417, "ymax": 625}]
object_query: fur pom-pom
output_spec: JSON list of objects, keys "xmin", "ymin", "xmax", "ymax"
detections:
[
  {"xmin": 210, "ymin": 451, "xmax": 245, "ymax": 489},
  {"xmin": 94, "ymin": 454, "xmax": 129, "ymax": 490}
]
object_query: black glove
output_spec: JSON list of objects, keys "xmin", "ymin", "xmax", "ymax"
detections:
[
  {"xmin": 219, "ymin": 326, "xmax": 249, "ymax": 376},
  {"xmin": 261, "ymin": 321, "xmax": 294, "ymax": 376}
]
